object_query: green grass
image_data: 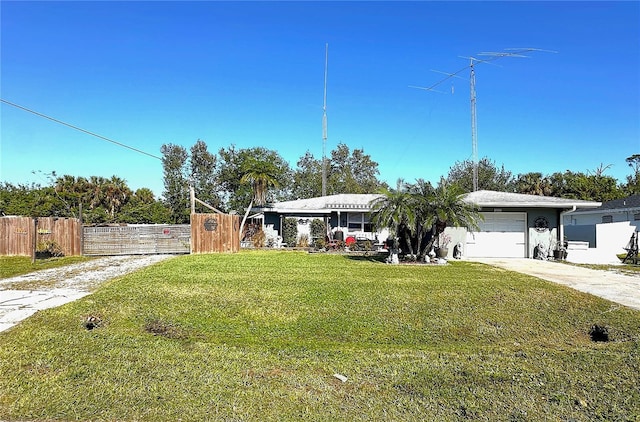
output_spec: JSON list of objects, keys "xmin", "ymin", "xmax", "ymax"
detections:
[
  {"xmin": 1, "ymin": 251, "xmax": 639, "ymax": 421},
  {"xmin": 0, "ymin": 255, "xmax": 94, "ymax": 279}
]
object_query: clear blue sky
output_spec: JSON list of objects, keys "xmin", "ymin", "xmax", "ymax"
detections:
[{"xmin": 1, "ymin": 1, "xmax": 639, "ymax": 198}]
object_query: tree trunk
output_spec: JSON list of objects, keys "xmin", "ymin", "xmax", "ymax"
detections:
[{"xmin": 239, "ymin": 198, "xmax": 254, "ymax": 243}]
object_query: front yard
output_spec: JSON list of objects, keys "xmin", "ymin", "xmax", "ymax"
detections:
[{"xmin": 1, "ymin": 251, "xmax": 638, "ymax": 420}]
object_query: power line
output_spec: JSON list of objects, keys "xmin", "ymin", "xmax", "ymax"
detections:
[{"xmin": 0, "ymin": 98, "xmax": 162, "ymax": 160}]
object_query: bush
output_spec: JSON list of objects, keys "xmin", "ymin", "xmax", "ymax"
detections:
[
  {"xmin": 310, "ymin": 219, "xmax": 326, "ymax": 242},
  {"xmin": 314, "ymin": 237, "xmax": 327, "ymax": 250},
  {"xmin": 283, "ymin": 218, "xmax": 297, "ymax": 247},
  {"xmin": 298, "ymin": 234, "xmax": 309, "ymax": 248},
  {"xmin": 36, "ymin": 240, "xmax": 64, "ymax": 257},
  {"xmin": 252, "ymin": 230, "xmax": 266, "ymax": 248}
]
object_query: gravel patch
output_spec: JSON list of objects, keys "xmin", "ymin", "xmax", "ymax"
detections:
[
  {"xmin": 0, "ymin": 255, "xmax": 177, "ymax": 332},
  {"xmin": 0, "ymin": 254, "xmax": 175, "ymax": 291}
]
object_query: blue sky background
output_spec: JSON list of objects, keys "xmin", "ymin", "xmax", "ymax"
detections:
[{"xmin": 1, "ymin": 1, "xmax": 639, "ymax": 198}]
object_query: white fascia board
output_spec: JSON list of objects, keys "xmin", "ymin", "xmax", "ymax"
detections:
[
  {"xmin": 474, "ymin": 201, "xmax": 601, "ymax": 209},
  {"xmin": 263, "ymin": 208, "xmax": 332, "ymax": 214},
  {"xmin": 570, "ymin": 206, "xmax": 640, "ymax": 216}
]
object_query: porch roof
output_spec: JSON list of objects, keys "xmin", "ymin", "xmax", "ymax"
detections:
[{"xmin": 260, "ymin": 193, "xmax": 384, "ymax": 213}]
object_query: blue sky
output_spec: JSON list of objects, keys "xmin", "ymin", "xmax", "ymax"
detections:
[{"xmin": 1, "ymin": 1, "xmax": 639, "ymax": 198}]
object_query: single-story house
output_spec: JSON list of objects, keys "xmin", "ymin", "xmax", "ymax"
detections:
[
  {"xmin": 562, "ymin": 194, "xmax": 639, "ymax": 257},
  {"xmin": 563, "ymin": 194, "xmax": 640, "ymax": 229},
  {"xmin": 257, "ymin": 193, "xmax": 388, "ymax": 246},
  {"xmin": 254, "ymin": 191, "xmax": 601, "ymax": 258}
]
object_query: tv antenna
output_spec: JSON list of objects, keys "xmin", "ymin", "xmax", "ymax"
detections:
[
  {"xmin": 322, "ymin": 43, "xmax": 328, "ymax": 197},
  {"xmin": 411, "ymin": 47, "xmax": 556, "ymax": 191}
]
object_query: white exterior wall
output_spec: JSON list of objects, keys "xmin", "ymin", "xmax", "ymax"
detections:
[
  {"xmin": 566, "ymin": 209, "xmax": 640, "ymax": 229},
  {"xmin": 565, "ymin": 221, "xmax": 636, "ymax": 264}
]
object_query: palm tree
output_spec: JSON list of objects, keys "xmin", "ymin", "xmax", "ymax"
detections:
[
  {"xmin": 515, "ymin": 172, "xmax": 551, "ymax": 196},
  {"xmin": 370, "ymin": 180, "xmax": 415, "ymax": 260},
  {"xmin": 421, "ymin": 178, "xmax": 482, "ymax": 255},
  {"xmin": 239, "ymin": 159, "xmax": 280, "ymax": 241},
  {"xmin": 370, "ymin": 178, "xmax": 481, "ymax": 262},
  {"xmin": 104, "ymin": 176, "xmax": 131, "ymax": 220}
]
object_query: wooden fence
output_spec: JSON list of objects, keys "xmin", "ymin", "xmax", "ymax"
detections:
[
  {"xmin": 191, "ymin": 213, "xmax": 240, "ymax": 253},
  {"xmin": 83, "ymin": 224, "xmax": 191, "ymax": 256},
  {"xmin": 1, "ymin": 214, "xmax": 240, "ymax": 256},
  {"xmin": 0, "ymin": 216, "xmax": 82, "ymax": 256}
]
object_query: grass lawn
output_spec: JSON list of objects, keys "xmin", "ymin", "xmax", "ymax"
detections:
[
  {"xmin": 0, "ymin": 251, "xmax": 638, "ymax": 421},
  {"xmin": 0, "ymin": 256, "xmax": 93, "ymax": 279}
]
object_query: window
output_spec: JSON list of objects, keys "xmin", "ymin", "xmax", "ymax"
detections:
[
  {"xmin": 347, "ymin": 213, "xmax": 363, "ymax": 232},
  {"xmin": 634, "ymin": 213, "xmax": 640, "ymax": 221},
  {"xmin": 602, "ymin": 215, "xmax": 613, "ymax": 223}
]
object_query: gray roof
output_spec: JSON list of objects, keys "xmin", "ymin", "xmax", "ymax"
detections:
[
  {"xmin": 261, "ymin": 190, "xmax": 601, "ymax": 214},
  {"xmin": 261, "ymin": 193, "xmax": 384, "ymax": 213},
  {"xmin": 570, "ymin": 194, "xmax": 640, "ymax": 214},
  {"xmin": 462, "ymin": 190, "xmax": 601, "ymax": 209},
  {"xmin": 595, "ymin": 194, "xmax": 640, "ymax": 211}
]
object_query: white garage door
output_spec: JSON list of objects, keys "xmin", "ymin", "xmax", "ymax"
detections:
[{"xmin": 466, "ymin": 212, "xmax": 527, "ymax": 258}]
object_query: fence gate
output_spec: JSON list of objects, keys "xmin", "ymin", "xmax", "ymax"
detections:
[{"xmin": 83, "ymin": 224, "xmax": 191, "ymax": 256}]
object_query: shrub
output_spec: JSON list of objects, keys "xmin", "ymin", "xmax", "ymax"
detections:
[
  {"xmin": 36, "ymin": 240, "xmax": 64, "ymax": 257},
  {"xmin": 283, "ymin": 218, "xmax": 297, "ymax": 247},
  {"xmin": 314, "ymin": 237, "xmax": 326, "ymax": 250},
  {"xmin": 252, "ymin": 230, "xmax": 266, "ymax": 248},
  {"xmin": 310, "ymin": 219, "xmax": 326, "ymax": 242},
  {"xmin": 297, "ymin": 234, "xmax": 309, "ymax": 248}
]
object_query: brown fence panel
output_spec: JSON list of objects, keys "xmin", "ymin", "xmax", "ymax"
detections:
[
  {"xmin": 0, "ymin": 217, "xmax": 32, "ymax": 256},
  {"xmin": 37, "ymin": 217, "xmax": 82, "ymax": 256},
  {"xmin": 0, "ymin": 216, "xmax": 81, "ymax": 256},
  {"xmin": 191, "ymin": 213, "xmax": 240, "ymax": 254}
]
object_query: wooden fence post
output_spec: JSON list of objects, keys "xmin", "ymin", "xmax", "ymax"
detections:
[{"xmin": 31, "ymin": 217, "xmax": 38, "ymax": 264}]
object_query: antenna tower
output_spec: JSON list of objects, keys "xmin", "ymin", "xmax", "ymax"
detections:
[
  {"xmin": 322, "ymin": 43, "xmax": 328, "ymax": 197},
  {"xmin": 411, "ymin": 48, "xmax": 555, "ymax": 191}
]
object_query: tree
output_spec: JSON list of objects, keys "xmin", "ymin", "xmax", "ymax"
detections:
[
  {"xmin": 218, "ymin": 146, "xmax": 292, "ymax": 213},
  {"xmin": 623, "ymin": 154, "xmax": 640, "ymax": 195},
  {"xmin": 420, "ymin": 178, "xmax": 481, "ymax": 256},
  {"xmin": 371, "ymin": 178, "xmax": 481, "ymax": 262},
  {"xmin": 292, "ymin": 143, "xmax": 386, "ymax": 199},
  {"xmin": 446, "ymin": 157, "xmax": 515, "ymax": 193},
  {"xmin": 545, "ymin": 167, "xmax": 623, "ymax": 202},
  {"xmin": 104, "ymin": 176, "xmax": 132, "ymax": 220},
  {"xmin": 328, "ymin": 143, "xmax": 385, "ymax": 194},
  {"xmin": 292, "ymin": 151, "xmax": 323, "ymax": 199},
  {"xmin": 0, "ymin": 182, "xmax": 67, "ymax": 217},
  {"xmin": 238, "ymin": 156, "xmax": 281, "ymax": 241},
  {"xmin": 119, "ymin": 188, "xmax": 171, "ymax": 224},
  {"xmin": 370, "ymin": 179, "xmax": 417, "ymax": 261},
  {"xmin": 161, "ymin": 143, "xmax": 190, "ymax": 223},
  {"xmin": 189, "ymin": 139, "xmax": 222, "ymax": 211},
  {"xmin": 514, "ymin": 172, "xmax": 553, "ymax": 196}
]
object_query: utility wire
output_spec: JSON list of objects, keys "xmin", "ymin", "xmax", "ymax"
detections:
[{"xmin": 1, "ymin": 98, "xmax": 162, "ymax": 160}]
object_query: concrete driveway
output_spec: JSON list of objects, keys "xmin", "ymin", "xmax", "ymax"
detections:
[{"xmin": 471, "ymin": 258, "xmax": 640, "ymax": 311}]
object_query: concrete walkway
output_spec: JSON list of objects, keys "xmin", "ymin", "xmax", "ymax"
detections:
[{"xmin": 471, "ymin": 258, "xmax": 640, "ymax": 311}]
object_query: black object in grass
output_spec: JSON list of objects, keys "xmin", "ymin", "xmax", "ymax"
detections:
[{"xmin": 589, "ymin": 324, "xmax": 609, "ymax": 342}]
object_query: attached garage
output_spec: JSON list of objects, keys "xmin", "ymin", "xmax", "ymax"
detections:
[{"xmin": 465, "ymin": 212, "xmax": 527, "ymax": 258}]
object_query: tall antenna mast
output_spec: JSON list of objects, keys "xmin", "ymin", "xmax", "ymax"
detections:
[
  {"xmin": 469, "ymin": 58, "xmax": 478, "ymax": 192},
  {"xmin": 322, "ymin": 43, "xmax": 328, "ymax": 197},
  {"xmin": 411, "ymin": 48, "xmax": 556, "ymax": 192}
]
